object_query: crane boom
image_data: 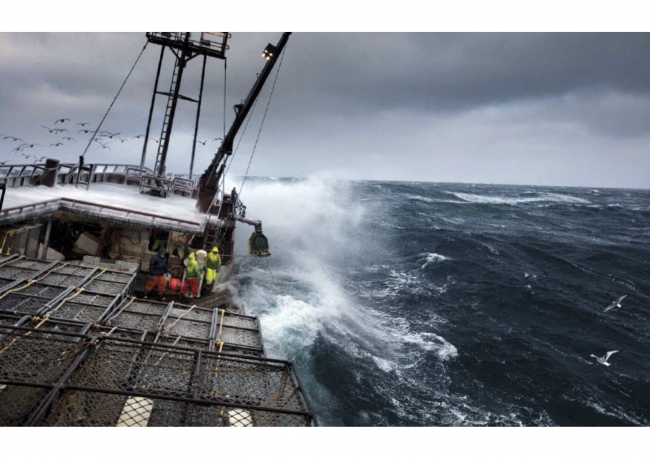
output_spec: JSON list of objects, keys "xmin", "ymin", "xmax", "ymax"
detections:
[{"xmin": 196, "ymin": 32, "xmax": 292, "ymax": 212}]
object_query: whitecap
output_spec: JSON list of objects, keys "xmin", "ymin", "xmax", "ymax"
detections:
[
  {"xmin": 446, "ymin": 191, "xmax": 590, "ymax": 205},
  {"xmin": 406, "ymin": 194, "xmax": 434, "ymax": 203},
  {"xmin": 401, "ymin": 332, "xmax": 458, "ymax": 360},
  {"xmin": 421, "ymin": 252, "xmax": 449, "ymax": 269},
  {"xmin": 372, "ymin": 356, "xmax": 395, "ymax": 372}
]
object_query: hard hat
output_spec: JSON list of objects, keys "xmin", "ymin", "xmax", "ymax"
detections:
[{"xmin": 212, "ymin": 247, "xmax": 219, "ymax": 253}]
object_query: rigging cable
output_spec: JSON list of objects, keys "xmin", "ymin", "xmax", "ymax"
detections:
[
  {"xmin": 210, "ymin": 45, "xmax": 288, "ymax": 286},
  {"xmin": 224, "ymin": 95, "xmax": 260, "ymax": 179},
  {"xmin": 212, "ymin": 44, "xmax": 287, "ymax": 250},
  {"xmin": 238, "ymin": 42, "xmax": 288, "ymax": 198},
  {"xmin": 81, "ymin": 41, "xmax": 148, "ymax": 158},
  {"xmin": 223, "ymin": 58, "xmax": 227, "ymax": 139}
]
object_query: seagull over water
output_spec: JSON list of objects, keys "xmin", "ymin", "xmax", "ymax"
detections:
[
  {"xmin": 590, "ymin": 350, "xmax": 619, "ymax": 366},
  {"xmin": 604, "ymin": 295, "xmax": 627, "ymax": 313}
]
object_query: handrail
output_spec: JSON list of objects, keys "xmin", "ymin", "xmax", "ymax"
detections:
[{"xmin": 1, "ymin": 162, "xmax": 154, "ymax": 188}]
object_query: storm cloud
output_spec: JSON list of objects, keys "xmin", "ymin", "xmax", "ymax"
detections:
[{"xmin": 1, "ymin": 32, "xmax": 649, "ymax": 188}]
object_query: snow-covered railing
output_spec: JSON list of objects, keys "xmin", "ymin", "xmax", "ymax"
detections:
[
  {"xmin": 0, "ymin": 164, "xmax": 50, "ymax": 188},
  {"xmin": 59, "ymin": 163, "xmax": 153, "ymax": 187}
]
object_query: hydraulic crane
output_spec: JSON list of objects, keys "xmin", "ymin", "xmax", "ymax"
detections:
[{"xmin": 196, "ymin": 32, "xmax": 291, "ymax": 213}]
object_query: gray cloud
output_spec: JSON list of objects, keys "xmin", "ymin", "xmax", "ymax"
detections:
[{"xmin": 1, "ymin": 32, "xmax": 649, "ymax": 188}]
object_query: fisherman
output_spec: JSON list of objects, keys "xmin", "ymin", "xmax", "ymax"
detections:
[
  {"xmin": 195, "ymin": 249, "xmax": 208, "ymax": 271},
  {"xmin": 181, "ymin": 252, "xmax": 201, "ymax": 298},
  {"xmin": 144, "ymin": 247, "xmax": 168, "ymax": 299},
  {"xmin": 205, "ymin": 246, "xmax": 222, "ymax": 288}
]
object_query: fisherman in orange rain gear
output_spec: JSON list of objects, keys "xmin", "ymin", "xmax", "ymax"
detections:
[
  {"xmin": 181, "ymin": 252, "xmax": 201, "ymax": 298},
  {"xmin": 144, "ymin": 247, "xmax": 168, "ymax": 299}
]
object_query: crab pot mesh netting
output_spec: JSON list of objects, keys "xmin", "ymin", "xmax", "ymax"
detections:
[
  {"xmin": 0, "ymin": 292, "xmax": 55, "ymax": 315},
  {"xmin": 0, "ymin": 257, "xmax": 314, "ymax": 427},
  {"xmin": 36, "ymin": 339, "xmax": 314, "ymax": 427},
  {"xmin": 0, "ymin": 326, "xmax": 88, "ymax": 425},
  {"xmin": 103, "ymin": 299, "xmax": 169, "ymax": 331},
  {"xmin": 0, "ymin": 260, "xmax": 53, "ymax": 281}
]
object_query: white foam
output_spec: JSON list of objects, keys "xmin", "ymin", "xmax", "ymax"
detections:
[
  {"xmin": 406, "ymin": 194, "xmax": 434, "ymax": 203},
  {"xmin": 401, "ymin": 332, "xmax": 458, "ymax": 360},
  {"xmin": 421, "ymin": 252, "xmax": 449, "ymax": 269},
  {"xmin": 372, "ymin": 356, "xmax": 395, "ymax": 372},
  {"xmin": 447, "ymin": 191, "xmax": 590, "ymax": 205}
]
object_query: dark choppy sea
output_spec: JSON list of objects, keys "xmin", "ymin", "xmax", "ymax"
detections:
[{"xmin": 233, "ymin": 178, "xmax": 650, "ymax": 426}]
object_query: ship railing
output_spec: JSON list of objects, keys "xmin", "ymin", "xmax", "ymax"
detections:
[
  {"xmin": 0, "ymin": 164, "xmax": 51, "ymax": 188},
  {"xmin": 125, "ymin": 166, "xmax": 151, "ymax": 186},
  {"xmin": 0, "ymin": 162, "xmax": 154, "ymax": 189},
  {"xmin": 146, "ymin": 32, "xmax": 231, "ymax": 59},
  {"xmin": 139, "ymin": 174, "xmax": 172, "ymax": 198},
  {"xmin": 171, "ymin": 177, "xmax": 194, "ymax": 197},
  {"xmin": 60, "ymin": 163, "xmax": 153, "ymax": 187}
]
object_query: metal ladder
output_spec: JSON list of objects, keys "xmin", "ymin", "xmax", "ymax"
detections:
[
  {"xmin": 153, "ymin": 57, "xmax": 181, "ymax": 176},
  {"xmin": 204, "ymin": 222, "xmax": 220, "ymax": 249}
]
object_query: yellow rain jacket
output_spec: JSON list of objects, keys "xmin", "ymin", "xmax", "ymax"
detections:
[{"xmin": 205, "ymin": 248, "xmax": 222, "ymax": 285}]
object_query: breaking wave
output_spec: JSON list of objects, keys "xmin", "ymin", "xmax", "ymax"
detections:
[
  {"xmin": 448, "ymin": 191, "xmax": 591, "ymax": 205},
  {"xmin": 234, "ymin": 178, "xmax": 650, "ymax": 426}
]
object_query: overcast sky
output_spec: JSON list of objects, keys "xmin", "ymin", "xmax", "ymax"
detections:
[{"xmin": 1, "ymin": 32, "xmax": 649, "ymax": 188}]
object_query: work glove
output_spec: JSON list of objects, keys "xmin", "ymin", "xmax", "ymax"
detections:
[{"xmin": 151, "ymin": 275, "xmax": 156, "ymax": 280}]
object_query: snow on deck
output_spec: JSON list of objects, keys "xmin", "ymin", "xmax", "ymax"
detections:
[{"xmin": 2, "ymin": 183, "xmax": 208, "ymax": 231}]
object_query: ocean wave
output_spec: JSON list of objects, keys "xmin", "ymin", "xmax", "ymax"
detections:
[
  {"xmin": 421, "ymin": 252, "xmax": 449, "ymax": 269},
  {"xmin": 401, "ymin": 332, "xmax": 458, "ymax": 360},
  {"xmin": 406, "ymin": 194, "xmax": 434, "ymax": 203},
  {"xmin": 446, "ymin": 191, "xmax": 591, "ymax": 205}
]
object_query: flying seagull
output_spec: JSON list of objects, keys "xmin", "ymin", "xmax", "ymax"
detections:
[
  {"xmin": 41, "ymin": 125, "xmax": 57, "ymax": 133},
  {"xmin": 99, "ymin": 131, "xmax": 120, "ymax": 139},
  {"xmin": 50, "ymin": 142, "xmax": 64, "ymax": 147},
  {"xmin": 211, "ymin": 137, "xmax": 223, "ymax": 143},
  {"xmin": 19, "ymin": 143, "xmax": 43, "ymax": 149},
  {"xmin": 116, "ymin": 137, "xmax": 129, "ymax": 143},
  {"xmin": 61, "ymin": 137, "xmax": 75, "ymax": 142},
  {"xmin": 54, "ymin": 118, "xmax": 71, "ymax": 124},
  {"xmin": 78, "ymin": 129, "xmax": 95, "ymax": 134},
  {"xmin": 52, "ymin": 128, "xmax": 68, "ymax": 135},
  {"xmin": 590, "ymin": 350, "xmax": 619, "ymax": 367},
  {"xmin": 76, "ymin": 122, "xmax": 92, "ymax": 127},
  {"xmin": 604, "ymin": 295, "xmax": 627, "ymax": 313},
  {"xmin": 21, "ymin": 153, "xmax": 47, "ymax": 163},
  {"xmin": 96, "ymin": 144, "xmax": 111, "ymax": 151},
  {"xmin": 3, "ymin": 136, "xmax": 23, "ymax": 142},
  {"xmin": 150, "ymin": 138, "xmax": 159, "ymax": 144},
  {"xmin": 132, "ymin": 134, "xmax": 144, "ymax": 139},
  {"xmin": 197, "ymin": 139, "xmax": 209, "ymax": 145}
]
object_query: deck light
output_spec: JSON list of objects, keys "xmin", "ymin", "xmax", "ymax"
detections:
[{"xmin": 262, "ymin": 44, "xmax": 276, "ymax": 61}]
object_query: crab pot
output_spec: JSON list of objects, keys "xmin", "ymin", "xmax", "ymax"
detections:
[
  {"xmin": 0, "ymin": 325, "xmax": 89, "ymax": 426},
  {"xmin": 34, "ymin": 338, "xmax": 316, "ymax": 427}
]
